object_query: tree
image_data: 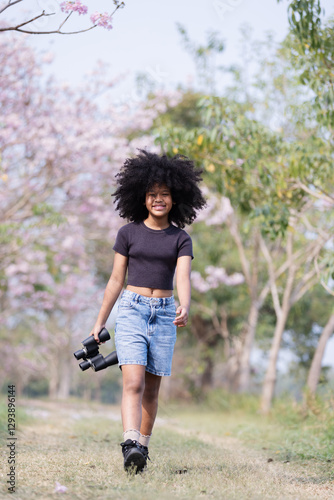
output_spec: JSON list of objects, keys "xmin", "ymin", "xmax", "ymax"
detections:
[
  {"xmin": 0, "ymin": 32, "xmax": 179, "ymax": 397},
  {"xmin": 0, "ymin": 0, "xmax": 124, "ymax": 35},
  {"xmin": 155, "ymin": 77, "xmax": 332, "ymax": 409},
  {"xmin": 273, "ymin": 2, "xmax": 334, "ymax": 398},
  {"xmin": 153, "ymin": 15, "xmax": 334, "ymax": 407},
  {"xmin": 154, "ymin": 93, "xmax": 295, "ymax": 391},
  {"xmin": 259, "ymin": 226, "xmax": 331, "ymax": 413},
  {"xmin": 0, "ymin": 31, "xmax": 120, "ymax": 395}
]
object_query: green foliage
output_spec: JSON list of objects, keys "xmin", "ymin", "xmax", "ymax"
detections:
[
  {"xmin": 0, "ymin": 222, "xmax": 20, "ymax": 246},
  {"xmin": 191, "ymin": 221, "xmax": 249, "ymax": 332},
  {"xmin": 152, "ymin": 15, "xmax": 334, "ymax": 401},
  {"xmin": 154, "ymin": 91, "xmax": 205, "ymax": 130},
  {"xmin": 271, "ymin": 394, "xmax": 334, "ymax": 461},
  {"xmin": 177, "ymin": 391, "xmax": 334, "ymax": 462},
  {"xmin": 278, "ymin": 0, "xmax": 334, "ymax": 128},
  {"xmin": 203, "ymin": 388, "xmax": 260, "ymax": 413},
  {"xmin": 23, "ymin": 378, "xmax": 49, "ymax": 398},
  {"xmin": 250, "ymin": 203, "xmax": 290, "ymax": 240},
  {"xmin": 31, "ymin": 203, "xmax": 65, "ymax": 227},
  {"xmin": 283, "ymin": 0, "xmax": 323, "ymax": 49},
  {"xmin": 283, "ymin": 289, "xmax": 334, "ymax": 384},
  {"xmin": 155, "ymin": 93, "xmax": 306, "ymax": 239}
]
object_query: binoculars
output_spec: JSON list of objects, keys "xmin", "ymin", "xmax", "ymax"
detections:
[{"xmin": 73, "ymin": 328, "xmax": 118, "ymax": 372}]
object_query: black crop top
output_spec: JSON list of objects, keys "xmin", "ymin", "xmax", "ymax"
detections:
[{"xmin": 113, "ymin": 222, "xmax": 193, "ymax": 289}]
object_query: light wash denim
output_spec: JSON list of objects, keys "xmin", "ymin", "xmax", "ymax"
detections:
[{"xmin": 115, "ymin": 290, "xmax": 177, "ymax": 376}]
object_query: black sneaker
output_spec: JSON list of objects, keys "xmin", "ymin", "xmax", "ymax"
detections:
[{"xmin": 120, "ymin": 439, "xmax": 146, "ymax": 473}]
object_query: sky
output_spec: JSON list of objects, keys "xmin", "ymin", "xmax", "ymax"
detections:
[
  {"xmin": 3, "ymin": 0, "xmax": 334, "ymax": 367},
  {"xmin": 4, "ymin": 0, "xmax": 334, "ymax": 97},
  {"xmin": 0, "ymin": 0, "xmax": 303, "ymax": 96}
]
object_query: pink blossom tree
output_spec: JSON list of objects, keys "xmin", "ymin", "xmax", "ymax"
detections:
[
  {"xmin": 0, "ymin": 0, "xmax": 123, "ymax": 35},
  {"xmin": 0, "ymin": 32, "xmax": 180, "ymax": 398}
]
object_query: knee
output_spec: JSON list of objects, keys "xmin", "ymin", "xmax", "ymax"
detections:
[{"xmin": 123, "ymin": 378, "xmax": 145, "ymax": 396}]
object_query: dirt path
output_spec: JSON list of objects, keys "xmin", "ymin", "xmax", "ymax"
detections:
[{"xmin": 2, "ymin": 399, "xmax": 333, "ymax": 500}]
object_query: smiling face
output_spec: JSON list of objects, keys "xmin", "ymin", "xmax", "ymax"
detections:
[{"xmin": 145, "ymin": 183, "xmax": 173, "ymax": 222}]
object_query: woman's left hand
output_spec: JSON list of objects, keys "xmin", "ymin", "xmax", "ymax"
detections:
[{"xmin": 173, "ymin": 306, "xmax": 189, "ymax": 327}]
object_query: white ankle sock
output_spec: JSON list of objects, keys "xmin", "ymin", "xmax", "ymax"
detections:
[
  {"xmin": 139, "ymin": 433, "xmax": 152, "ymax": 447},
  {"xmin": 123, "ymin": 429, "xmax": 140, "ymax": 442}
]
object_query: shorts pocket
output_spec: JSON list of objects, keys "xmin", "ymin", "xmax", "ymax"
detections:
[{"xmin": 164, "ymin": 305, "xmax": 176, "ymax": 318}]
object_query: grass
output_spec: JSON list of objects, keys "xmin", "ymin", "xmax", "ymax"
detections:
[
  {"xmin": 204, "ymin": 390, "xmax": 334, "ymax": 462},
  {"xmin": 0, "ymin": 394, "xmax": 333, "ymax": 499}
]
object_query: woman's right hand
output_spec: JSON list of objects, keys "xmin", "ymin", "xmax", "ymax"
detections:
[{"xmin": 90, "ymin": 325, "xmax": 105, "ymax": 343}]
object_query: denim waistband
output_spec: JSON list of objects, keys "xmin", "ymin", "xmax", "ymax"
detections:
[{"xmin": 122, "ymin": 289, "xmax": 175, "ymax": 306}]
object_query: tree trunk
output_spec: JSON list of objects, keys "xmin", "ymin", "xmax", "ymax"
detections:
[
  {"xmin": 238, "ymin": 301, "xmax": 260, "ymax": 392},
  {"xmin": 57, "ymin": 341, "xmax": 73, "ymax": 399},
  {"xmin": 260, "ymin": 308, "xmax": 290, "ymax": 414},
  {"xmin": 306, "ymin": 313, "xmax": 334, "ymax": 395},
  {"xmin": 201, "ymin": 355, "xmax": 214, "ymax": 391},
  {"xmin": 260, "ymin": 232, "xmax": 296, "ymax": 414},
  {"xmin": 227, "ymin": 336, "xmax": 244, "ymax": 392},
  {"xmin": 48, "ymin": 356, "xmax": 59, "ymax": 399},
  {"xmin": 93, "ymin": 381, "xmax": 102, "ymax": 402},
  {"xmin": 228, "ymin": 221, "xmax": 262, "ymax": 393},
  {"xmin": 57, "ymin": 357, "xmax": 72, "ymax": 399}
]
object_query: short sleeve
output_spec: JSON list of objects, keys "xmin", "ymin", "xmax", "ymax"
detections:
[
  {"xmin": 113, "ymin": 226, "xmax": 129, "ymax": 257},
  {"xmin": 177, "ymin": 232, "xmax": 194, "ymax": 259}
]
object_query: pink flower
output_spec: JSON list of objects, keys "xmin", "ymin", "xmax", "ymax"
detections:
[
  {"xmin": 191, "ymin": 267, "xmax": 244, "ymax": 293},
  {"xmin": 224, "ymin": 273, "xmax": 245, "ymax": 286},
  {"xmin": 90, "ymin": 12, "xmax": 113, "ymax": 30},
  {"xmin": 60, "ymin": 1, "xmax": 88, "ymax": 15},
  {"xmin": 54, "ymin": 481, "xmax": 68, "ymax": 493},
  {"xmin": 191, "ymin": 271, "xmax": 211, "ymax": 293},
  {"xmin": 197, "ymin": 195, "xmax": 234, "ymax": 225}
]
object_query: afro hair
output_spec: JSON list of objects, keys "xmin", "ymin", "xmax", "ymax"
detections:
[{"xmin": 113, "ymin": 150, "xmax": 206, "ymax": 229}]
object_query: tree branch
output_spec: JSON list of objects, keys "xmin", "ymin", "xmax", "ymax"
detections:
[
  {"xmin": 301, "ymin": 213, "xmax": 330, "ymax": 241},
  {"xmin": 57, "ymin": 11, "xmax": 72, "ymax": 31},
  {"xmin": 0, "ymin": 0, "xmax": 23, "ymax": 15},
  {"xmin": 282, "ymin": 232, "xmax": 296, "ymax": 311},
  {"xmin": 259, "ymin": 236, "xmax": 282, "ymax": 316},
  {"xmin": 226, "ymin": 214, "xmax": 252, "ymax": 288},
  {"xmin": 294, "ymin": 180, "xmax": 334, "ymax": 204},
  {"xmin": 250, "ymin": 228, "xmax": 260, "ymax": 298},
  {"xmin": 314, "ymin": 256, "xmax": 334, "ymax": 297},
  {"xmin": 0, "ymin": 3, "xmax": 117, "ymax": 35},
  {"xmin": 13, "ymin": 11, "xmax": 54, "ymax": 29},
  {"xmin": 291, "ymin": 273, "xmax": 322, "ymax": 305},
  {"xmin": 4, "ymin": 169, "xmax": 79, "ymax": 221},
  {"xmin": 0, "ymin": 22, "xmax": 97, "ymax": 35}
]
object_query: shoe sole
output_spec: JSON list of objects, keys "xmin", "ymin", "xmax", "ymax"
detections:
[{"xmin": 124, "ymin": 450, "xmax": 146, "ymax": 472}]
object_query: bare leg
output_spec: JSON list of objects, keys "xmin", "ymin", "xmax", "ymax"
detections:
[
  {"xmin": 121, "ymin": 365, "xmax": 146, "ymax": 432},
  {"xmin": 140, "ymin": 372, "xmax": 162, "ymax": 436}
]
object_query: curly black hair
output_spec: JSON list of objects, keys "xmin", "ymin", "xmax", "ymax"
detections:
[{"xmin": 113, "ymin": 150, "xmax": 206, "ymax": 229}]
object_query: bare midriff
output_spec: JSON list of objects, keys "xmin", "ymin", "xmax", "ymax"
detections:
[{"xmin": 126, "ymin": 285, "xmax": 173, "ymax": 298}]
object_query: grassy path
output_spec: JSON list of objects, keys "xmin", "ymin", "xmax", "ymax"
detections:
[{"xmin": 1, "ymin": 398, "xmax": 333, "ymax": 499}]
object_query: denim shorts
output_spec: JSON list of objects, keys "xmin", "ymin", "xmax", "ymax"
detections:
[{"xmin": 114, "ymin": 290, "xmax": 177, "ymax": 376}]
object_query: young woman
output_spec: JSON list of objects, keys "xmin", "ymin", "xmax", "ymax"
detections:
[{"xmin": 90, "ymin": 150, "xmax": 206, "ymax": 472}]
